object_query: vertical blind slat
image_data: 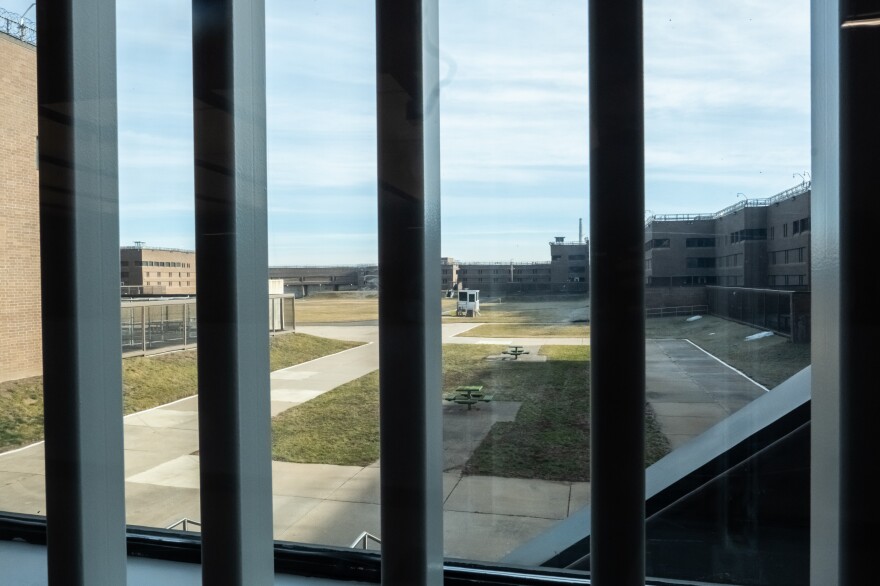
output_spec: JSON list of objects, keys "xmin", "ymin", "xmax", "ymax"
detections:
[
  {"xmin": 376, "ymin": 0, "xmax": 444, "ymax": 584},
  {"xmin": 36, "ymin": 0, "xmax": 128, "ymax": 583},
  {"xmin": 588, "ymin": 0, "xmax": 646, "ymax": 583},
  {"xmin": 192, "ymin": 0, "xmax": 274, "ymax": 584}
]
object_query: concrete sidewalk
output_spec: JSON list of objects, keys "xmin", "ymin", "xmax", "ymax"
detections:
[{"xmin": 646, "ymin": 338, "xmax": 767, "ymax": 449}]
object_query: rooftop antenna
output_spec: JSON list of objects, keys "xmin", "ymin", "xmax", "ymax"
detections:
[{"xmin": 134, "ymin": 240, "xmax": 145, "ymax": 249}]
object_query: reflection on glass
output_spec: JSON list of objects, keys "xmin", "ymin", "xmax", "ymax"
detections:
[
  {"xmin": 0, "ymin": 7, "xmax": 44, "ymax": 516},
  {"xmin": 439, "ymin": 0, "xmax": 590, "ymax": 562}
]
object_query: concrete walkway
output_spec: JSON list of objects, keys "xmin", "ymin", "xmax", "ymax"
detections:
[
  {"xmin": 0, "ymin": 326, "xmax": 759, "ymax": 562},
  {"xmin": 646, "ymin": 338, "xmax": 767, "ymax": 449}
]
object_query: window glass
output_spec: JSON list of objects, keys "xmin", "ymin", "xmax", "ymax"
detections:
[
  {"xmin": 439, "ymin": 0, "xmax": 589, "ymax": 562},
  {"xmin": 265, "ymin": 0, "xmax": 380, "ymax": 548},
  {"xmin": 642, "ymin": 1, "xmax": 811, "ymax": 583}
]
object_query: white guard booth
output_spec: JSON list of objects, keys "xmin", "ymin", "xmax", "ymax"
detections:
[{"xmin": 456, "ymin": 289, "xmax": 480, "ymax": 317}]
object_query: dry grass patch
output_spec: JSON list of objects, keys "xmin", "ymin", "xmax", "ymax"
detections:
[
  {"xmin": 443, "ymin": 298, "xmax": 588, "ymax": 324},
  {"xmin": 457, "ymin": 323, "xmax": 589, "ymax": 338},
  {"xmin": 294, "ymin": 297, "xmax": 378, "ymax": 323}
]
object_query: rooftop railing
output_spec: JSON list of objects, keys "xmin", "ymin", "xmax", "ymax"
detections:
[
  {"xmin": 0, "ymin": 9, "xmax": 36, "ymax": 46},
  {"xmin": 646, "ymin": 181, "xmax": 811, "ymax": 226}
]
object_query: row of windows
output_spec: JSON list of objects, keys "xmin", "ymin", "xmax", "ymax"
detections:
[
  {"xmin": 770, "ymin": 218, "xmax": 810, "ymax": 240},
  {"xmin": 769, "ymin": 248, "xmax": 806, "ymax": 265},
  {"xmin": 730, "ymin": 228, "xmax": 767, "ymax": 243},
  {"xmin": 141, "ymin": 271, "xmax": 193, "ymax": 278},
  {"xmin": 686, "ymin": 257, "xmax": 716, "ymax": 269},
  {"xmin": 459, "ymin": 277, "xmax": 552, "ymax": 283},
  {"xmin": 686, "ymin": 237, "xmax": 716, "ymax": 248},
  {"xmin": 125, "ymin": 260, "xmax": 193, "ymax": 268},
  {"xmin": 645, "ymin": 238, "xmax": 670, "ymax": 250},
  {"xmin": 768, "ymin": 274, "xmax": 806, "ymax": 286},
  {"xmin": 717, "ymin": 254, "xmax": 742, "ymax": 268}
]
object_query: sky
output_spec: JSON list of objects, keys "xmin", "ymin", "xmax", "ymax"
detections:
[{"xmin": 4, "ymin": 1, "xmax": 811, "ymax": 265}]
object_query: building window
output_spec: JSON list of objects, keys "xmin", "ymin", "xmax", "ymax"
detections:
[
  {"xmin": 686, "ymin": 257, "xmax": 716, "ymax": 269},
  {"xmin": 685, "ymin": 237, "xmax": 715, "ymax": 247},
  {"xmin": 783, "ymin": 223, "xmax": 788, "ymax": 237}
]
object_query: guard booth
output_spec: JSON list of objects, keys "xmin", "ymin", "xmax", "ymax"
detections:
[{"xmin": 456, "ymin": 289, "xmax": 480, "ymax": 317}]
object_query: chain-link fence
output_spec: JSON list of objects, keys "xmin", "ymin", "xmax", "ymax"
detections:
[
  {"xmin": 707, "ymin": 286, "xmax": 811, "ymax": 343},
  {"xmin": 122, "ymin": 296, "xmax": 295, "ymax": 356}
]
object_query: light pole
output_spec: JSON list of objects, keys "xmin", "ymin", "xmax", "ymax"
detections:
[
  {"xmin": 793, "ymin": 172, "xmax": 807, "ymax": 185},
  {"xmin": 18, "ymin": 2, "xmax": 35, "ymax": 40}
]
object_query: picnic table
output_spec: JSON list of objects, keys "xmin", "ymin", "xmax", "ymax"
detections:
[
  {"xmin": 502, "ymin": 345, "xmax": 529, "ymax": 360},
  {"xmin": 443, "ymin": 385, "xmax": 494, "ymax": 410}
]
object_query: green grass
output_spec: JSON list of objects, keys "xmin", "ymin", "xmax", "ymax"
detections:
[
  {"xmin": 446, "ymin": 344, "xmax": 668, "ymax": 481},
  {"xmin": 269, "ymin": 332, "xmax": 361, "ymax": 372},
  {"xmin": 645, "ymin": 315, "xmax": 810, "ymax": 388},
  {"xmin": 268, "ymin": 343, "xmax": 668, "ymax": 479},
  {"xmin": 457, "ymin": 323, "xmax": 590, "ymax": 338},
  {"xmin": 0, "ymin": 376, "xmax": 44, "ymax": 452},
  {"xmin": 271, "ymin": 371, "xmax": 379, "ymax": 466},
  {"xmin": 0, "ymin": 332, "xmax": 363, "ymax": 453}
]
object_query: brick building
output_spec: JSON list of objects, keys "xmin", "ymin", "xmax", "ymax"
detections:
[
  {"xmin": 120, "ymin": 245, "xmax": 197, "ymax": 296},
  {"xmin": 0, "ymin": 25, "xmax": 41, "ymax": 382},
  {"xmin": 645, "ymin": 184, "xmax": 811, "ymax": 290}
]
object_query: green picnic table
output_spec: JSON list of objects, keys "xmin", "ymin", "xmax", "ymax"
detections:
[
  {"xmin": 502, "ymin": 345, "xmax": 529, "ymax": 360},
  {"xmin": 443, "ymin": 385, "xmax": 494, "ymax": 410}
]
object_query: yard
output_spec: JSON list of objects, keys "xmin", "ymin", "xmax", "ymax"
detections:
[{"xmin": 0, "ymin": 332, "xmax": 362, "ymax": 453}]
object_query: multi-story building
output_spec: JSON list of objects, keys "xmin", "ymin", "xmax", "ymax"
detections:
[
  {"xmin": 645, "ymin": 184, "xmax": 811, "ymax": 290},
  {"xmin": 441, "ymin": 237, "xmax": 589, "ymax": 295},
  {"xmin": 120, "ymin": 245, "xmax": 197, "ymax": 296},
  {"xmin": 0, "ymin": 22, "xmax": 40, "ymax": 382}
]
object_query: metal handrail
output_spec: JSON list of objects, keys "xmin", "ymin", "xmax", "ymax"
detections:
[
  {"xmin": 350, "ymin": 531, "xmax": 382, "ymax": 549},
  {"xmin": 646, "ymin": 181, "xmax": 811, "ymax": 226},
  {"xmin": 166, "ymin": 518, "xmax": 202, "ymax": 531}
]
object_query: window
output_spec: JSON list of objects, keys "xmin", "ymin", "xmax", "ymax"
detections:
[
  {"xmin": 685, "ymin": 257, "xmax": 716, "ymax": 269},
  {"xmin": 568, "ymin": 254, "xmax": 586, "ymax": 260},
  {"xmin": 3, "ymin": 1, "xmax": 848, "ymax": 584},
  {"xmin": 685, "ymin": 237, "xmax": 715, "ymax": 247},
  {"xmin": 783, "ymin": 223, "xmax": 788, "ymax": 237},
  {"xmin": 770, "ymin": 226, "xmax": 775, "ymax": 240},
  {"xmin": 793, "ymin": 220, "xmax": 800, "ymax": 235}
]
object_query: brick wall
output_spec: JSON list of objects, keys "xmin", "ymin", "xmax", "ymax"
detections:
[{"xmin": 0, "ymin": 34, "xmax": 41, "ymax": 382}]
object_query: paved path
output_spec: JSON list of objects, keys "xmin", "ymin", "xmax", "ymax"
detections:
[{"xmin": 646, "ymin": 338, "xmax": 767, "ymax": 449}]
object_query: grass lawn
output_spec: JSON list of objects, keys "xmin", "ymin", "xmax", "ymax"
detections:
[
  {"xmin": 269, "ymin": 343, "xmax": 668, "ymax": 480},
  {"xmin": 447, "ymin": 344, "xmax": 668, "ymax": 481},
  {"xmin": 645, "ymin": 315, "xmax": 810, "ymax": 388},
  {"xmin": 456, "ymin": 323, "xmax": 590, "ymax": 338},
  {"xmin": 0, "ymin": 332, "xmax": 362, "ymax": 453},
  {"xmin": 272, "ymin": 371, "xmax": 379, "ymax": 466}
]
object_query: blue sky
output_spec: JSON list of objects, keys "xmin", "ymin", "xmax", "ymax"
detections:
[{"xmin": 5, "ymin": 1, "xmax": 811, "ymax": 265}]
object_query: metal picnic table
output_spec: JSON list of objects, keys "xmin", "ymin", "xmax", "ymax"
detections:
[
  {"xmin": 443, "ymin": 385, "xmax": 494, "ymax": 410},
  {"xmin": 502, "ymin": 345, "xmax": 529, "ymax": 360}
]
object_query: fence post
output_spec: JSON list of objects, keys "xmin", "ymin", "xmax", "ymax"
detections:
[{"xmin": 141, "ymin": 306, "xmax": 146, "ymax": 354}]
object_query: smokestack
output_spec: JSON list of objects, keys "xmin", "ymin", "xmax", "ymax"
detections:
[{"xmin": 578, "ymin": 218, "xmax": 583, "ymax": 243}]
